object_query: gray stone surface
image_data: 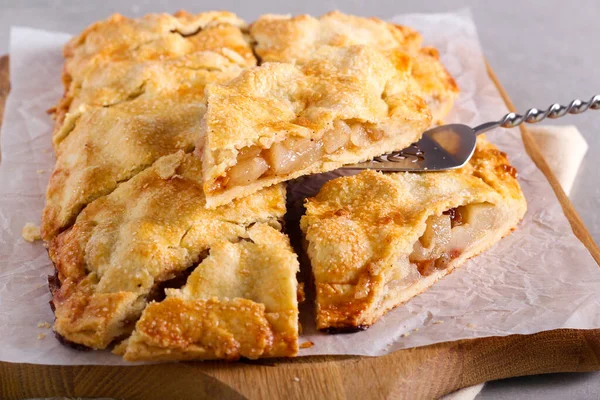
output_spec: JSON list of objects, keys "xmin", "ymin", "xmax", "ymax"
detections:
[{"xmin": 1, "ymin": 1, "xmax": 598, "ymax": 398}]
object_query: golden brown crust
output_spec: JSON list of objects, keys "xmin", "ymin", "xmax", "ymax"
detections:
[
  {"xmin": 300, "ymin": 137, "xmax": 527, "ymax": 330},
  {"xmin": 62, "ymin": 11, "xmax": 250, "ymax": 90},
  {"xmin": 199, "ymin": 45, "xmax": 432, "ymax": 208},
  {"xmin": 121, "ymin": 224, "xmax": 299, "ymax": 361},
  {"xmin": 411, "ymin": 47, "xmax": 460, "ymax": 123},
  {"xmin": 250, "ymin": 11, "xmax": 459, "ymax": 122},
  {"xmin": 49, "ymin": 152, "xmax": 292, "ymax": 350}
]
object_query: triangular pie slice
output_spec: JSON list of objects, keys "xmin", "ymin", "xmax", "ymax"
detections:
[
  {"xmin": 250, "ymin": 11, "xmax": 459, "ymax": 123},
  {"xmin": 48, "ymin": 151, "xmax": 298, "ymax": 354},
  {"xmin": 198, "ymin": 44, "xmax": 432, "ymax": 208},
  {"xmin": 118, "ymin": 223, "xmax": 299, "ymax": 361},
  {"xmin": 300, "ymin": 138, "xmax": 527, "ymax": 331}
]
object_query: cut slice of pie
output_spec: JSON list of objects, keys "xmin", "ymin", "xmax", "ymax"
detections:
[
  {"xmin": 48, "ymin": 151, "xmax": 298, "ymax": 353},
  {"xmin": 300, "ymin": 138, "xmax": 527, "ymax": 331},
  {"xmin": 197, "ymin": 44, "xmax": 432, "ymax": 208},
  {"xmin": 250, "ymin": 11, "xmax": 459, "ymax": 123},
  {"xmin": 118, "ymin": 223, "xmax": 299, "ymax": 361}
]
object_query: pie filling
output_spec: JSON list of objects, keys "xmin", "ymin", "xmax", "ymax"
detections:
[
  {"xmin": 390, "ymin": 203, "xmax": 499, "ymax": 289},
  {"xmin": 218, "ymin": 120, "xmax": 385, "ymax": 190}
]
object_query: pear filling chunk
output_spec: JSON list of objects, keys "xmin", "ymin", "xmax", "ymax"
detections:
[
  {"xmin": 397, "ymin": 203, "xmax": 499, "ymax": 282},
  {"xmin": 223, "ymin": 120, "xmax": 385, "ymax": 189}
]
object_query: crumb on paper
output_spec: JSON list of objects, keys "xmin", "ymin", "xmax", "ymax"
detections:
[
  {"xmin": 413, "ymin": 328, "xmax": 420, "ymax": 332},
  {"xmin": 36, "ymin": 169, "xmax": 45, "ymax": 174},
  {"xmin": 37, "ymin": 321, "xmax": 51, "ymax": 329},
  {"xmin": 21, "ymin": 222, "xmax": 41, "ymax": 242},
  {"xmin": 466, "ymin": 323, "xmax": 476, "ymax": 329},
  {"xmin": 293, "ymin": 377, "xmax": 300, "ymax": 382},
  {"xmin": 300, "ymin": 341, "xmax": 314, "ymax": 349},
  {"xmin": 37, "ymin": 333, "xmax": 46, "ymax": 340},
  {"xmin": 433, "ymin": 320, "xmax": 444, "ymax": 325},
  {"xmin": 401, "ymin": 332, "xmax": 410, "ymax": 338}
]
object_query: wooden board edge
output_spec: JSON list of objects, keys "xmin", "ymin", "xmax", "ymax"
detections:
[
  {"xmin": 0, "ymin": 55, "xmax": 598, "ymax": 400},
  {"xmin": 485, "ymin": 60, "xmax": 600, "ymax": 266}
]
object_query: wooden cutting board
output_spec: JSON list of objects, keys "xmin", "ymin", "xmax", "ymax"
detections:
[{"xmin": 0, "ymin": 54, "xmax": 598, "ymax": 400}]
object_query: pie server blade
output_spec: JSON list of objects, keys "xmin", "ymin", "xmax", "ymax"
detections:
[{"xmin": 342, "ymin": 95, "xmax": 600, "ymax": 172}]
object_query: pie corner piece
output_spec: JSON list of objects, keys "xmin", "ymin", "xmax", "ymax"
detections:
[
  {"xmin": 300, "ymin": 137, "xmax": 527, "ymax": 331},
  {"xmin": 49, "ymin": 152, "xmax": 299, "ymax": 360},
  {"xmin": 119, "ymin": 223, "xmax": 300, "ymax": 361},
  {"xmin": 198, "ymin": 46, "xmax": 432, "ymax": 209}
]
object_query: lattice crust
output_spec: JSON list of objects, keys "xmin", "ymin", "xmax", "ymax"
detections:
[{"xmin": 300, "ymin": 138, "xmax": 526, "ymax": 331}]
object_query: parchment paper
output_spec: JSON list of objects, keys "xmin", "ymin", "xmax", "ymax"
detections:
[{"xmin": 1, "ymin": 11, "xmax": 599, "ymax": 365}]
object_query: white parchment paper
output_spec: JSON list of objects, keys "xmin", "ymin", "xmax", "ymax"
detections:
[{"xmin": 1, "ymin": 11, "xmax": 599, "ymax": 365}]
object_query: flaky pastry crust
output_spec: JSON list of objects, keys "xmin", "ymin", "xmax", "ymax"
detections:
[
  {"xmin": 42, "ymin": 10, "xmax": 467, "ymax": 360},
  {"xmin": 300, "ymin": 138, "xmax": 527, "ymax": 330},
  {"xmin": 120, "ymin": 224, "xmax": 299, "ymax": 361}
]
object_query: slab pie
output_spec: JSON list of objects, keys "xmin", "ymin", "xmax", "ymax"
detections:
[{"xmin": 36, "ymin": 10, "xmax": 518, "ymax": 362}]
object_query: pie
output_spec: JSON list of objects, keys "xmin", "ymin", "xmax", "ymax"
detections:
[
  {"xmin": 300, "ymin": 138, "xmax": 527, "ymax": 331},
  {"xmin": 198, "ymin": 11, "xmax": 459, "ymax": 208},
  {"xmin": 49, "ymin": 151, "xmax": 299, "ymax": 359},
  {"xmin": 40, "ymin": 10, "xmax": 525, "ymax": 361}
]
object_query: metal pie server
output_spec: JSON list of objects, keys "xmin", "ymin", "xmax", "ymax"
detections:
[{"xmin": 342, "ymin": 95, "xmax": 600, "ymax": 172}]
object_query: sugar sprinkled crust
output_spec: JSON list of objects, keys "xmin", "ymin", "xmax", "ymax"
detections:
[
  {"xmin": 300, "ymin": 138, "xmax": 527, "ymax": 331},
  {"xmin": 120, "ymin": 224, "xmax": 299, "ymax": 361},
  {"xmin": 198, "ymin": 10, "xmax": 460, "ymax": 208}
]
